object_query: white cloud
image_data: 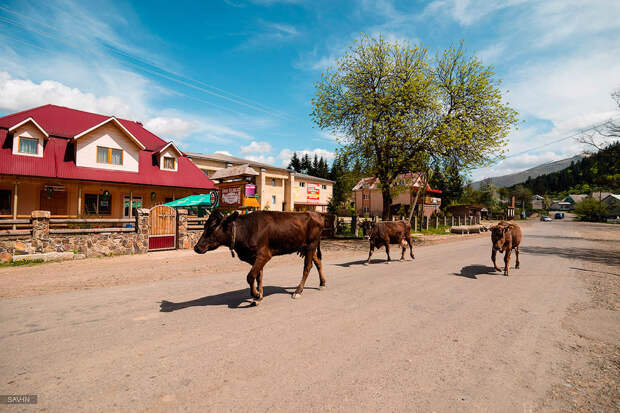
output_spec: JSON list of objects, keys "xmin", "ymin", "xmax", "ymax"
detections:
[
  {"xmin": 277, "ymin": 147, "xmax": 335, "ymax": 166},
  {"xmin": 240, "ymin": 141, "xmax": 272, "ymax": 154},
  {"xmin": 0, "ymin": 72, "xmax": 136, "ymax": 118},
  {"xmin": 214, "ymin": 150, "xmax": 233, "ymax": 156},
  {"xmin": 144, "ymin": 117, "xmax": 196, "ymax": 139},
  {"xmin": 245, "ymin": 155, "xmax": 276, "ymax": 164}
]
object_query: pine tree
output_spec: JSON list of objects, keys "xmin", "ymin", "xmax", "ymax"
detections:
[
  {"xmin": 288, "ymin": 152, "xmax": 302, "ymax": 172},
  {"xmin": 301, "ymin": 154, "xmax": 311, "ymax": 174}
]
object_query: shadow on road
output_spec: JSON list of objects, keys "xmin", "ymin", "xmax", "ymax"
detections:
[
  {"xmin": 569, "ymin": 267, "xmax": 620, "ymax": 277},
  {"xmin": 159, "ymin": 285, "xmax": 304, "ymax": 311},
  {"xmin": 526, "ymin": 235, "xmax": 617, "ymax": 244},
  {"xmin": 334, "ymin": 259, "xmax": 411, "ymax": 267},
  {"xmin": 521, "ymin": 246, "xmax": 620, "ymax": 266},
  {"xmin": 453, "ymin": 265, "xmax": 498, "ymax": 279}
]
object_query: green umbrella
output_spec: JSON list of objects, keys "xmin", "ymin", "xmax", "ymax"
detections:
[{"xmin": 164, "ymin": 193, "xmax": 218, "ymax": 208}]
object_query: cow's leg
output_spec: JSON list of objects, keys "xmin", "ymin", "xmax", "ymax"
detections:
[
  {"xmin": 384, "ymin": 237, "xmax": 391, "ymax": 263},
  {"xmin": 255, "ymin": 270, "xmax": 264, "ymax": 303},
  {"xmin": 246, "ymin": 254, "xmax": 270, "ymax": 301},
  {"xmin": 492, "ymin": 249, "xmax": 502, "ymax": 272},
  {"xmin": 293, "ymin": 247, "xmax": 315, "ymax": 299},
  {"xmin": 312, "ymin": 255, "xmax": 326, "ymax": 289},
  {"xmin": 515, "ymin": 246, "xmax": 520, "ymax": 269},
  {"xmin": 366, "ymin": 244, "xmax": 375, "ymax": 265},
  {"xmin": 407, "ymin": 235, "xmax": 415, "ymax": 259},
  {"xmin": 503, "ymin": 249, "xmax": 512, "ymax": 276}
]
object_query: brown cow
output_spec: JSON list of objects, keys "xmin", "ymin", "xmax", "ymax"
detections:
[
  {"xmin": 490, "ymin": 221, "xmax": 522, "ymax": 276},
  {"xmin": 366, "ymin": 220, "xmax": 415, "ymax": 264},
  {"xmin": 194, "ymin": 210, "xmax": 325, "ymax": 303}
]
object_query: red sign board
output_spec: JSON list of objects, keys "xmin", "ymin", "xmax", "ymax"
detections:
[
  {"xmin": 307, "ymin": 183, "xmax": 320, "ymax": 203},
  {"xmin": 221, "ymin": 186, "xmax": 241, "ymax": 206}
]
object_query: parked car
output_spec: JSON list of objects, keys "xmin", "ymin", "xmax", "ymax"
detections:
[
  {"xmin": 554, "ymin": 213, "xmax": 565, "ymax": 219},
  {"xmin": 540, "ymin": 216, "xmax": 552, "ymax": 222}
]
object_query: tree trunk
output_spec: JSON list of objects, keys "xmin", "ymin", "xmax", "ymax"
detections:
[{"xmin": 381, "ymin": 187, "xmax": 392, "ymax": 221}]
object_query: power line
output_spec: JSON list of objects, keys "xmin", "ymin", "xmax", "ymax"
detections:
[
  {"xmin": 0, "ymin": 7, "xmax": 292, "ymax": 119},
  {"xmin": 492, "ymin": 116, "xmax": 620, "ymax": 165}
]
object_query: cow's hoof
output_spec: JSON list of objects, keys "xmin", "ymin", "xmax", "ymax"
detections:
[
  {"xmin": 252, "ymin": 299, "xmax": 262, "ymax": 306},
  {"xmin": 515, "ymin": 265, "xmax": 520, "ymax": 269},
  {"xmin": 292, "ymin": 292, "xmax": 302, "ymax": 299},
  {"xmin": 320, "ymin": 285, "xmax": 327, "ymax": 290},
  {"xmin": 364, "ymin": 262, "xmax": 369, "ymax": 266}
]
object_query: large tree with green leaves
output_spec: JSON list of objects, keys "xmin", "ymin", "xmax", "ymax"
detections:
[{"xmin": 312, "ymin": 36, "xmax": 518, "ymax": 219}]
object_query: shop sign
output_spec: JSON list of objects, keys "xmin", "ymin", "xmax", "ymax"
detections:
[
  {"xmin": 245, "ymin": 184, "xmax": 256, "ymax": 198},
  {"xmin": 221, "ymin": 186, "xmax": 242, "ymax": 206}
]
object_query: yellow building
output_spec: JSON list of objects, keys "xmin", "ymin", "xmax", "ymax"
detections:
[{"xmin": 187, "ymin": 152, "xmax": 334, "ymax": 212}]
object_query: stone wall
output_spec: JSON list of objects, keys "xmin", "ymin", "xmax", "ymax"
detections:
[{"xmin": 0, "ymin": 209, "xmax": 167, "ymax": 262}]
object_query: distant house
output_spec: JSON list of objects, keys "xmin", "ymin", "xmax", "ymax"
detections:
[
  {"xmin": 0, "ymin": 104, "xmax": 216, "ymax": 219},
  {"xmin": 351, "ymin": 172, "xmax": 441, "ymax": 218},
  {"xmin": 602, "ymin": 194, "xmax": 620, "ymax": 218},
  {"xmin": 531, "ymin": 194, "xmax": 544, "ymax": 210},
  {"xmin": 445, "ymin": 204, "xmax": 488, "ymax": 219},
  {"xmin": 551, "ymin": 201, "xmax": 571, "ymax": 211},
  {"xmin": 187, "ymin": 152, "xmax": 333, "ymax": 212},
  {"xmin": 563, "ymin": 194, "xmax": 587, "ymax": 206}
]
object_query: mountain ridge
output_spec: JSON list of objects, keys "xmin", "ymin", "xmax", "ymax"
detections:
[{"xmin": 471, "ymin": 154, "xmax": 587, "ymax": 189}]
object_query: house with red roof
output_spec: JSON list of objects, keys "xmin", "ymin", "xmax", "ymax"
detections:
[
  {"xmin": 352, "ymin": 172, "xmax": 442, "ymax": 218},
  {"xmin": 0, "ymin": 104, "xmax": 216, "ymax": 219}
]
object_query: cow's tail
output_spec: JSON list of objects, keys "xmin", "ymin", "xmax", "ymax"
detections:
[{"xmin": 316, "ymin": 239, "xmax": 322, "ymax": 260}]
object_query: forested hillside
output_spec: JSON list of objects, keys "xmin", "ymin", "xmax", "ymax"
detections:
[{"xmin": 515, "ymin": 142, "xmax": 619, "ymax": 195}]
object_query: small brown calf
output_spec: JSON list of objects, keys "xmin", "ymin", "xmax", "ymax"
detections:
[{"xmin": 490, "ymin": 221, "xmax": 522, "ymax": 276}]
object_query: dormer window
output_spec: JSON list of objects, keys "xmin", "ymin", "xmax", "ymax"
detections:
[
  {"xmin": 18, "ymin": 137, "xmax": 38, "ymax": 154},
  {"xmin": 97, "ymin": 146, "xmax": 123, "ymax": 165},
  {"xmin": 163, "ymin": 156, "xmax": 176, "ymax": 170}
]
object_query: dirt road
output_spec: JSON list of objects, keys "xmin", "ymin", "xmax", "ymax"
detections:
[{"xmin": 0, "ymin": 220, "xmax": 617, "ymax": 412}]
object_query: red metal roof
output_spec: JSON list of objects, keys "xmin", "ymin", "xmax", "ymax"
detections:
[{"xmin": 0, "ymin": 106, "xmax": 216, "ymax": 190}]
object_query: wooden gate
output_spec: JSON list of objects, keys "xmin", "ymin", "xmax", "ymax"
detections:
[{"xmin": 148, "ymin": 205, "xmax": 177, "ymax": 251}]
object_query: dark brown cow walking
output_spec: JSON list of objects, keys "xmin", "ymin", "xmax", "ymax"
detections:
[
  {"xmin": 194, "ymin": 210, "xmax": 325, "ymax": 304},
  {"xmin": 490, "ymin": 221, "xmax": 522, "ymax": 276},
  {"xmin": 366, "ymin": 220, "xmax": 415, "ymax": 264}
]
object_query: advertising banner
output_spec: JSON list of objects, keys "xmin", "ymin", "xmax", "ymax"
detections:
[
  {"xmin": 245, "ymin": 184, "xmax": 256, "ymax": 198},
  {"xmin": 307, "ymin": 183, "xmax": 320, "ymax": 203},
  {"xmin": 221, "ymin": 186, "xmax": 241, "ymax": 206}
]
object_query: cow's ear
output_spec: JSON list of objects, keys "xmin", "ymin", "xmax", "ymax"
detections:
[{"xmin": 229, "ymin": 211, "xmax": 239, "ymax": 220}]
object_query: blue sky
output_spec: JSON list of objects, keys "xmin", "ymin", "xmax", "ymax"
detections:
[{"xmin": 0, "ymin": 0, "xmax": 619, "ymax": 180}]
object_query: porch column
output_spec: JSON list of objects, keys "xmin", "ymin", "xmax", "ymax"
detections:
[
  {"xmin": 77, "ymin": 185, "xmax": 82, "ymax": 218},
  {"xmin": 12, "ymin": 181, "xmax": 18, "ymax": 230},
  {"xmin": 129, "ymin": 191, "xmax": 133, "ymax": 219}
]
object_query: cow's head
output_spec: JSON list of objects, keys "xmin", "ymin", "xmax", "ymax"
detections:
[
  {"xmin": 490, "ymin": 224, "xmax": 511, "ymax": 251},
  {"xmin": 360, "ymin": 220, "xmax": 375, "ymax": 237},
  {"xmin": 194, "ymin": 210, "xmax": 239, "ymax": 254}
]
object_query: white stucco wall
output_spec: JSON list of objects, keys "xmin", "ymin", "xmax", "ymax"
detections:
[
  {"xmin": 12, "ymin": 122, "xmax": 45, "ymax": 158},
  {"xmin": 75, "ymin": 123, "xmax": 140, "ymax": 172}
]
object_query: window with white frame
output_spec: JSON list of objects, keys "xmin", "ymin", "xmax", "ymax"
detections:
[
  {"xmin": 163, "ymin": 156, "xmax": 176, "ymax": 170},
  {"xmin": 363, "ymin": 194, "xmax": 370, "ymax": 200},
  {"xmin": 272, "ymin": 195, "xmax": 276, "ymax": 205},
  {"xmin": 97, "ymin": 146, "xmax": 123, "ymax": 165},
  {"xmin": 18, "ymin": 137, "xmax": 38, "ymax": 154},
  {"xmin": 363, "ymin": 206, "xmax": 369, "ymax": 213},
  {"xmin": 322, "ymin": 184, "xmax": 327, "ymax": 190},
  {"xmin": 299, "ymin": 182, "xmax": 305, "ymax": 187}
]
